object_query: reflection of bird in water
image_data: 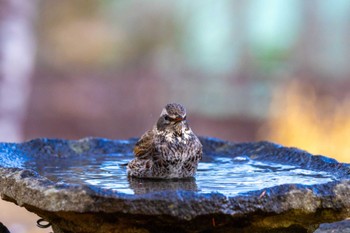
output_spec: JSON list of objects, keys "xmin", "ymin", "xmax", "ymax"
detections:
[
  {"xmin": 128, "ymin": 176, "xmax": 198, "ymax": 194},
  {"xmin": 127, "ymin": 103, "xmax": 202, "ymax": 178}
]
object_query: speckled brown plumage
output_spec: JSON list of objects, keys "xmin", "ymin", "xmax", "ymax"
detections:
[{"xmin": 127, "ymin": 103, "xmax": 202, "ymax": 179}]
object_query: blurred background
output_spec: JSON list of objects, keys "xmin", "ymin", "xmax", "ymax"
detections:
[{"xmin": 0, "ymin": 0, "xmax": 349, "ymax": 232}]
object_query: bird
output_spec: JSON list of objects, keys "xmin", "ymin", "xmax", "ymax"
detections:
[{"xmin": 127, "ymin": 103, "xmax": 202, "ymax": 179}]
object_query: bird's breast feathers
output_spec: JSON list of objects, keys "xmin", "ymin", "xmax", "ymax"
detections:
[{"xmin": 161, "ymin": 128, "xmax": 192, "ymax": 144}]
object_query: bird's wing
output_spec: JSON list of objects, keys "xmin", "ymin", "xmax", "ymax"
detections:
[
  {"xmin": 133, "ymin": 130, "xmax": 155, "ymax": 159},
  {"xmin": 194, "ymin": 136, "xmax": 203, "ymax": 161}
]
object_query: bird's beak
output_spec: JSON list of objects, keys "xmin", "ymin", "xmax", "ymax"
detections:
[{"xmin": 174, "ymin": 117, "xmax": 184, "ymax": 123}]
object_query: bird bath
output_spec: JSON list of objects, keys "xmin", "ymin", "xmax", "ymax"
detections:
[{"xmin": 0, "ymin": 137, "xmax": 349, "ymax": 233}]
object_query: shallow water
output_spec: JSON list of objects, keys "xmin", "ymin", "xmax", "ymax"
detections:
[{"xmin": 23, "ymin": 153, "xmax": 336, "ymax": 196}]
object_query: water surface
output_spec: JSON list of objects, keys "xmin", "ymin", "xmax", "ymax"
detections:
[{"xmin": 24, "ymin": 153, "xmax": 336, "ymax": 196}]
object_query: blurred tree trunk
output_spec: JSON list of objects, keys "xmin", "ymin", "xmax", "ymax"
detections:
[{"xmin": 0, "ymin": 0, "xmax": 37, "ymax": 141}]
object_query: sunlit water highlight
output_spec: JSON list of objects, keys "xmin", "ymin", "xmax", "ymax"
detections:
[{"xmin": 24, "ymin": 153, "xmax": 336, "ymax": 196}]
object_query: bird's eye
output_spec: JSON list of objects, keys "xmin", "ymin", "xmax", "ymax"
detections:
[{"xmin": 164, "ymin": 115, "xmax": 171, "ymax": 121}]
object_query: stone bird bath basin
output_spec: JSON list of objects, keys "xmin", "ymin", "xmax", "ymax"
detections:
[{"xmin": 0, "ymin": 137, "xmax": 349, "ymax": 233}]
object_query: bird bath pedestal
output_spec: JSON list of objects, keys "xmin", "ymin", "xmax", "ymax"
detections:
[{"xmin": 0, "ymin": 137, "xmax": 349, "ymax": 233}]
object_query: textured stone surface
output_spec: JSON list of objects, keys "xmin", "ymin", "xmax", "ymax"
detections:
[
  {"xmin": 315, "ymin": 219, "xmax": 350, "ymax": 233},
  {"xmin": 0, "ymin": 137, "xmax": 349, "ymax": 233}
]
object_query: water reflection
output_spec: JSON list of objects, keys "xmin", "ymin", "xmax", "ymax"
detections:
[
  {"xmin": 128, "ymin": 177, "xmax": 197, "ymax": 194},
  {"xmin": 195, "ymin": 156, "xmax": 336, "ymax": 195}
]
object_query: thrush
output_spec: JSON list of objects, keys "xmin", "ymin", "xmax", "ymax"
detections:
[{"xmin": 127, "ymin": 103, "xmax": 202, "ymax": 179}]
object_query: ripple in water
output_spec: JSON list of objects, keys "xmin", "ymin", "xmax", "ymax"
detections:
[{"xmin": 25, "ymin": 154, "xmax": 336, "ymax": 196}]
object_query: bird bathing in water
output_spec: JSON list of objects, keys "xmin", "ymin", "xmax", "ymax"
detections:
[{"xmin": 127, "ymin": 103, "xmax": 202, "ymax": 179}]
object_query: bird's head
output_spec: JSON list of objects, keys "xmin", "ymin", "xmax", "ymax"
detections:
[{"xmin": 156, "ymin": 103, "xmax": 188, "ymax": 134}]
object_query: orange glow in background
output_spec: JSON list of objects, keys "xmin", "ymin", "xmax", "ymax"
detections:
[{"xmin": 260, "ymin": 81, "xmax": 350, "ymax": 163}]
